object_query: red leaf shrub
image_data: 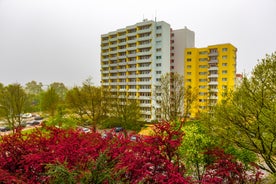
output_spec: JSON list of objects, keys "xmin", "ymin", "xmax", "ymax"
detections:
[
  {"xmin": 0, "ymin": 122, "xmax": 262, "ymax": 183},
  {"xmin": 200, "ymin": 148, "xmax": 263, "ymax": 184},
  {"xmin": 0, "ymin": 123, "xmax": 191, "ymax": 183}
]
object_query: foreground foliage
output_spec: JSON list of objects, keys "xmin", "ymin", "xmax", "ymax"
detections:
[
  {"xmin": 203, "ymin": 52, "xmax": 276, "ymax": 174},
  {"xmin": 0, "ymin": 122, "xmax": 262, "ymax": 183}
]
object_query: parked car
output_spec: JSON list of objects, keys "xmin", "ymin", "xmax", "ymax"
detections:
[
  {"xmin": 34, "ymin": 116, "xmax": 43, "ymax": 120},
  {"xmin": 115, "ymin": 127, "xmax": 124, "ymax": 132},
  {"xmin": 22, "ymin": 113, "xmax": 33, "ymax": 118},
  {"xmin": 77, "ymin": 127, "xmax": 91, "ymax": 133},
  {"xmin": 0, "ymin": 126, "xmax": 10, "ymax": 132},
  {"xmin": 26, "ymin": 120, "xmax": 41, "ymax": 127}
]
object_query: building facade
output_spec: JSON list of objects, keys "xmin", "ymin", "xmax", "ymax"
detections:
[
  {"xmin": 100, "ymin": 19, "xmax": 194, "ymax": 122},
  {"xmin": 184, "ymin": 43, "xmax": 237, "ymax": 118}
]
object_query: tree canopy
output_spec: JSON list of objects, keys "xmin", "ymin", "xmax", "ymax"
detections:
[{"xmin": 203, "ymin": 52, "xmax": 276, "ymax": 174}]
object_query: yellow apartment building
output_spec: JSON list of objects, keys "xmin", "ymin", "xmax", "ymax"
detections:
[{"xmin": 184, "ymin": 43, "xmax": 237, "ymax": 118}]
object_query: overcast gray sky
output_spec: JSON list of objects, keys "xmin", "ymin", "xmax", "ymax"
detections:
[{"xmin": 0, "ymin": 0, "xmax": 275, "ymax": 87}]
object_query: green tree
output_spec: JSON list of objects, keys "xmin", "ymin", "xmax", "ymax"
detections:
[
  {"xmin": 25, "ymin": 80, "xmax": 43, "ymax": 95},
  {"xmin": 66, "ymin": 78, "xmax": 104, "ymax": 128},
  {"xmin": 107, "ymin": 97, "xmax": 142, "ymax": 131},
  {"xmin": 179, "ymin": 121, "xmax": 215, "ymax": 180},
  {"xmin": 156, "ymin": 73, "xmax": 197, "ymax": 122},
  {"xmin": 203, "ymin": 52, "xmax": 276, "ymax": 174},
  {"xmin": 24, "ymin": 80, "xmax": 43, "ymax": 112},
  {"xmin": 0, "ymin": 83, "xmax": 27, "ymax": 131},
  {"xmin": 41, "ymin": 86, "xmax": 60, "ymax": 116},
  {"xmin": 49, "ymin": 82, "xmax": 68, "ymax": 100}
]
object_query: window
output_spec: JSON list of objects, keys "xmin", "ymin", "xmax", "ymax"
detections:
[
  {"xmin": 156, "ymin": 71, "xmax": 162, "ymax": 74},
  {"xmin": 156, "ymin": 78, "xmax": 161, "ymax": 82},
  {"xmin": 199, "ymin": 58, "xmax": 208, "ymax": 62},
  {"xmin": 187, "ymin": 51, "xmax": 192, "ymax": 55},
  {"xmin": 222, "ymin": 78, "xmax": 227, "ymax": 81},
  {"xmin": 199, "ymin": 79, "xmax": 207, "ymax": 82},
  {"xmin": 222, "ymin": 85, "xmax": 227, "ymax": 89},
  {"xmin": 187, "ymin": 65, "xmax": 191, "ymax": 69},
  {"xmin": 156, "ymin": 33, "xmax": 162, "ymax": 37},
  {"xmin": 199, "ymin": 85, "xmax": 206, "ymax": 89},
  {"xmin": 222, "ymin": 70, "xmax": 227, "ymax": 74},
  {"xmin": 222, "ymin": 55, "xmax": 227, "ymax": 60},
  {"xmin": 199, "ymin": 99, "xmax": 207, "ymax": 102},
  {"xmin": 156, "ymin": 40, "xmax": 161, "ymax": 44},
  {"xmin": 199, "ymin": 65, "xmax": 208, "ymax": 68},
  {"xmin": 156, "ymin": 56, "xmax": 162, "ymax": 59},
  {"xmin": 199, "ymin": 72, "xmax": 207, "ymax": 75},
  {"xmin": 187, "ymin": 79, "xmax": 191, "ymax": 82},
  {"xmin": 187, "ymin": 72, "xmax": 191, "ymax": 75},
  {"xmin": 156, "ymin": 48, "xmax": 162, "ymax": 52},
  {"xmin": 222, "ymin": 48, "xmax": 228, "ymax": 52},
  {"xmin": 222, "ymin": 63, "xmax": 227, "ymax": 66},
  {"xmin": 187, "ymin": 58, "xmax": 192, "ymax": 62},
  {"xmin": 199, "ymin": 51, "xmax": 208, "ymax": 55},
  {"xmin": 156, "ymin": 63, "xmax": 161, "ymax": 67},
  {"xmin": 156, "ymin": 25, "xmax": 162, "ymax": 30}
]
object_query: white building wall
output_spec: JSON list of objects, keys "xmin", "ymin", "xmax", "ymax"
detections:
[
  {"xmin": 100, "ymin": 20, "xmax": 194, "ymax": 122},
  {"xmin": 172, "ymin": 27, "xmax": 195, "ymax": 75}
]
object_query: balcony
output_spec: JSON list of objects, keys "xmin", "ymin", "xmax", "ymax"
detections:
[
  {"xmin": 118, "ymin": 62, "xmax": 127, "ymax": 66},
  {"xmin": 101, "ymin": 39, "xmax": 108, "ymax": 44},
  {"xmin": 126, "ymin": 81, "xmax": 136, "ymax": 85},
  {"xmin": 208, "ymin": 52, "xmax": 218, "ymax": 56},
  {"xmin": 118, "ymin": 35, "xmax": 126, "ymax": 39},
  {"xmin": 118, "ymin": 76, "xmax": 127, "ymax": 79},
  {"xmin": 137, "ymin": 43, "xmax": 152, "ymax": 48},
  {"xmin": 136, "ymin": 59, "xmax": 151, "ymax": 63},
  {"xmin": 127, "ymin": 61, "xmax": 137, "ymax": 65},
  {"xmin": 209, "ymin": 95, "xmax": 218, "ymax": 100},
  {"xmin": 127, "ymin": 67, "xmax": 137, "ymax": 72},
  {"xmin": 209, "ymin": 88, "xmax": 218, "ymax": 93},
  {"xmin": 118, "ymin": 42, "xmax": 126, "ymax": 46},
  {"xmin": 127, "ymin": 32, "xmax": 137, "ymax": 37},
  {"xmin": 109, "ymin": 63, "xmax": 118, "ymax": 67},
  {"xmin": 139, "ymin": 103, "xmax": 151, "ymax": 107},
  {"xmin": 109, "ymin": 50, "xmax": 117, "ymax": 55},
  {"xmin": 101, "ymin": 70, "xmax": 109, "ymax": 74},
  {"xmin": 137, "ymin": 51, "xmax": 152, "ymax": 56},
  {"xmin": 101, "ymin": 45, "xmax": 109, "ymax": 50},
  {"xmin": 208, "ymin": 74, "xmax": 218, "ymax": 78},
  {"xmin": 109, "ymin": 76, "xmax": 117, "ymax": 79},
  {"xmin": 127, "ymin": 39, "xmax": 137, "ymax": 44},
  {"xmin": 118, "ymin": 55, "xmax": 126, "ymax": 59},
  {"xmin": 118, "ymin": 49, "xmax": 127, "ymax": 54},
  {"xmin": 208, "ymin": 66, "xmax": 218, "ymax": 71},
  {"xmin": 109, "ymin": 37, "xmax": 117, "ymax": 42},
  {"xmin": 208, "ymin": 59, "xmax": 218, "ymax": 64},
  {"xmin": 101, "ymin": 76, "xmax": 109, "ymax": 80},
  {"xmin": 137, "ymin": 36, "xmax": 152, "ymax": 42},
  {"xmin": 109, "ymin": 56, "xmax": 117, "ymax": 60},
  {"xmin": 137, "ymin": 28, "xmax": 152, "ymax": 34},
  {"xmin": 137, "ymin": 81, "xmax": 151, "ymax": 85},
  {"xmin": 127, "ymin": 53, "xmax": 136, "ymax": 58},
  {"xmin": 137, "ymin": 66, "xmax": 151, "ymax": 71},
  {"xmin": 101, "ymin": 52, "xmax": 109, "ymax": 56},
  {"xmin": 208, "ymin": 81, "xmax": 218, "ymax": 85},
  {"xmin": 127, "ymin": 74, "xmax": 137, "ymax": 78},
  {"xmin": 117, "ymin": 68, "xmax": 127, "ymax": 72}
]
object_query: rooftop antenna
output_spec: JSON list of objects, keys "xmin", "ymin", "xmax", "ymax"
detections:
[{"xmin": 155, "ymin": 10, "xmax": 157, "ymax": 22}]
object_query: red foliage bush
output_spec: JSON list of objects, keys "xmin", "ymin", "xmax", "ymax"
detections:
[
  {"xmin": 0, "ymin": 123, "xmax": 190, "ymax": 183},
  {"xmin": 200, "ymin": 148, "xmax": 262, "ymax": 184},
  {"xmin": 0, "ymin": 122, "xmax": 262, "ymax": 184}
]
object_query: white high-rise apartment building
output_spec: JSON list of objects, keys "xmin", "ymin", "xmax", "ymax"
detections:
[{"xmin": 101, "ymin": 19, "xmax": 194, "ymax": 122}]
